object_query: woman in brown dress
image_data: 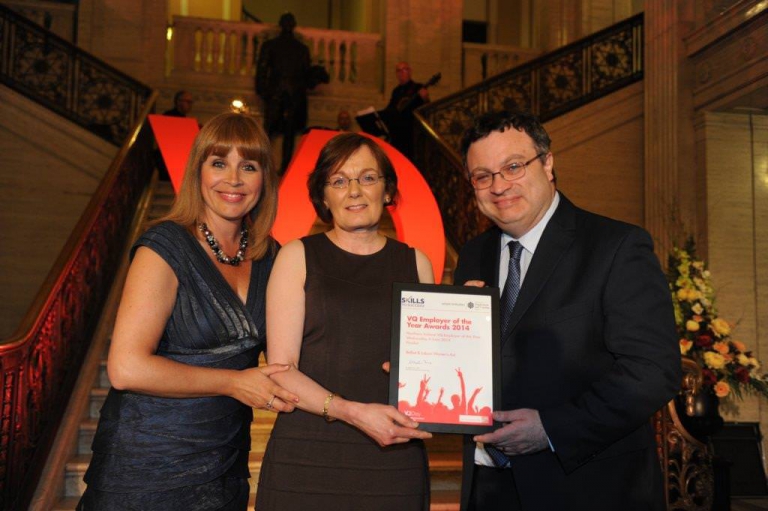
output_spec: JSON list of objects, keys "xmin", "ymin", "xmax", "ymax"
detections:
[{"xmin": 256, "ymin": 133, "xmax": 434, "ymax": 510}]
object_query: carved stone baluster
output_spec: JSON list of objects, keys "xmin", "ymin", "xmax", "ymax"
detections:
[
  {"xmin": 193, "ymin": 28, "xmax": 202, "ymax": 72},
  {"xmin": 250, "ymin": 33, "xmax": 260, "ymax": 77},
  {"xmin": 216, "ymin": 29, "xmax": 225, "ymax": 74},
  {"xmin": 203, "ymin": 29, "xmax": 214, "ymax": 73},
  {"xmin": 317, "ymin": 39, "xmax": 327, "ymax": 80},
  {"xmin": 349, "ymin": 41, "xmax": 358, "ymax": 84},
  {"xmin": 339, "ymin": 40, "xmax": 347, "ymax": 83},
  {"xmin": 328, "ymin": 39, "xmax": 337, "ymax": 83},
  {"xmin": 240, "ymin": 32, "xmax": 250, "ymax": 76},
  {"xmin": 228, "ymin": 31, "xmax": 237, "ymax": 75}
]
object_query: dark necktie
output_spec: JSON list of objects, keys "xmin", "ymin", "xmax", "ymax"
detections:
[
  {"xmin": 485, "ymin": 241, "xmax": 524, "ymax": 469},
  {"xmin": 500, "ymin": 241, "xmax": 524, "ymax": 338}
]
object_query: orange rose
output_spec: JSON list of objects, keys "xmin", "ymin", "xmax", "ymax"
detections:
[
  {"xmin": 713, "ymin": 342, "xmax": 730, "ymax": 355},
  {"xmin": 732, "ymin": 340, "xmax": 747, "ymax": 352},
  {"xmin": 714, "ymin": 381, "xmax": 730, "ymax": 398},
  {"xmin": 679, "ymin": 339, "xmax": 693, "ymax": 355}
]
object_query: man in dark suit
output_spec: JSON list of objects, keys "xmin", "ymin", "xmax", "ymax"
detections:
[{"xmin": 453, "ymin": 110, "xmax": 681, "ymax": 511}]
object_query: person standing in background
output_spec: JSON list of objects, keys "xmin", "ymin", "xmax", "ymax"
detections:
[
  {"xmin": 163, "ymin": 90, "xmax": 194, "ymax": 118},
  {"xmin": 382, "ymin": 62, "xmax": 429, "ymax": 161},
  {"xmin": 336, "ymin": 109, "xmax": 353, "ymax": 131},
  {"xmin": 256, "ymin": 12, "xmax": 310, "ymax": 174}
]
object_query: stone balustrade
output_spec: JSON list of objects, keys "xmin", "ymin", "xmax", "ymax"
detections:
[
  {"xmin": 168, "ymin": 16, "xmax": 383, "ymax": 97},
  {"xmin": 165, "ymin": 15, "xmax": 551, "ymax": 121},
  {"xmin": 462, "ymin": 43, "xmax": 540, "ymax": 86}
]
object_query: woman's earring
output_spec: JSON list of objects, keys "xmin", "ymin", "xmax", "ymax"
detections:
[{"xmin": 384, "ymin": 196, "xmax": 390, "ymax": 205}]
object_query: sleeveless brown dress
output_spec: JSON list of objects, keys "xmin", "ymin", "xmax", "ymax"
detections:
[{"xmin": 256, "ymin": 233, "xmax": 429, "ymax": 510}]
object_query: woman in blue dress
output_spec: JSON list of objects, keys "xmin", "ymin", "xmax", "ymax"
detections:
[{"xmin": 78, "ymin": 113, "xmax": 297, "ymax": 510}]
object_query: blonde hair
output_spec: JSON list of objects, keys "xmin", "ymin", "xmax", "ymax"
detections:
[{"xmin": 160, "ymin": 113, "xmax": 278, "ymax": 260}]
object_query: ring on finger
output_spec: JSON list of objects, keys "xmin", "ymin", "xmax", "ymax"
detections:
[{"xmin": 266, "ymin": 395, "xmax": 276, "ymax": 409}]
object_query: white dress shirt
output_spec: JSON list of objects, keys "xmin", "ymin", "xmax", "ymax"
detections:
[{"xmin": 475, "ymin": 192, "xmax": 560, "ymax": 466}]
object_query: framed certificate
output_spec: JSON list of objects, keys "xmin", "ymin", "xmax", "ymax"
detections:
[{"xmin": 389, "ymin": 283, "xmax": 501, "ymax": 434}]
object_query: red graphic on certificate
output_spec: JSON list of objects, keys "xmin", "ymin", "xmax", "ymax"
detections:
[
  {"xmin": 395, "ymin": 289, "xmax": 496, "ymax": 429},
  {"xmin": 398, "ymin": 368, "xmax": 492, "ymax": 426}
]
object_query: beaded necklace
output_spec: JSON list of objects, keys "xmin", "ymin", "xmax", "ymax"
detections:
[{"xmin": 198, "ymin": 222, "xmax": 248, "ymax": 266}]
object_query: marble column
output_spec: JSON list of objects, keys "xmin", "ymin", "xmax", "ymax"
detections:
[{"xmin": 643, "ymin": 0, "xmax": 698, "ymax": 259}]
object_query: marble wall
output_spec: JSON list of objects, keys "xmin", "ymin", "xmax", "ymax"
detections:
[
  {"xmin": 0, "ymin": 86, "xmax": 116, "ymax": 339},
  {"xmin": 76, "ymin": 0, "xmax": 167, "ymax": 86},
  {"xmin": 700, "ymin": 111, "xmax": 768, "ymax": 445},
  {"xmin": 546, "ymin": 81, "xmax": 645, "ymax": 228}
]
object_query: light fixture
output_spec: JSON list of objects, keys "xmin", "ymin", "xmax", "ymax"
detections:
[{"xmin": 230, "ymin": 99, "xmax": 248, "ymax": 113}]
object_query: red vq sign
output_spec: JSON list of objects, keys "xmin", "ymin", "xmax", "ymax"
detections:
[
  {"xmin": 149, "ymin": 118, "xmax": 445, "ymax": 282},
  {"xmin": 148, "ymin": 115, "xmax": 200, "ymax": 192}
]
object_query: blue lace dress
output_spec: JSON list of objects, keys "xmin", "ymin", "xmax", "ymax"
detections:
[{"xmin": 78, "ymin": 221, "xmax": 274, "ymax": 511}]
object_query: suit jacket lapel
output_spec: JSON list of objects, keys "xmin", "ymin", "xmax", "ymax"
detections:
[
  {"xmin": 487, "ymin": 227, "xmax": 502, "ymax": 289},
  {"xmin": 501, "ymin": 195, "xmax": 577, "ymax": 349}
]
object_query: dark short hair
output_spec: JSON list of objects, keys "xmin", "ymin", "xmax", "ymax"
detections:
[
  {"xmin": 173, "ymin": 90, "xmax": 190, "ymax": 104},
  {"xmin": 460, "ymin": 110, "xmax": 551, "ymax": 167},
  {"xmin": 279, "ymin": 12, "xmax": 296, "ymax": 31},
  {"xmin": 308, "ymin": 133, "xmax": 398, "ymax": 223}
]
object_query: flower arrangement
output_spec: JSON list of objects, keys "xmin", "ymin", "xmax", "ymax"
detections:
[{"xmin": 669, "ymin": 239, "xmax": 768, "ymax": 400}]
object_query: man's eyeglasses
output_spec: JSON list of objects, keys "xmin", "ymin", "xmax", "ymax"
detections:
[
  {"xmin": 469, "ymin": 153, "xmax": 546, "ymax": 190},
  {"xmin": 325, "ymin": 172, "xmax": 385, "ymax": 189}
]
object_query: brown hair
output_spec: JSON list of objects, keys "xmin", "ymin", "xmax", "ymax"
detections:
[
  {"xmin": 307, "ymin": 133, "xmax": 398, "ymax": 223},
  {"xmin": 160, "ymin": 112, "xmax": 277, "ymax": 260}
]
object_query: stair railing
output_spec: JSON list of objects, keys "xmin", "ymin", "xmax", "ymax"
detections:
[
  {"xmin": 0, "ymin": 3, "xmax": 152, "ymax": 145},
  {"xmin": 656, "ymin": 358, "xmax": 714, "ymax": 510},
  {"xmin": 0, "ymin": 89, "xmax": 158, "ymax": 510},
  {"xmin": 413, "ymin": 13, "xmax": 644, "ymax": 250}
]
